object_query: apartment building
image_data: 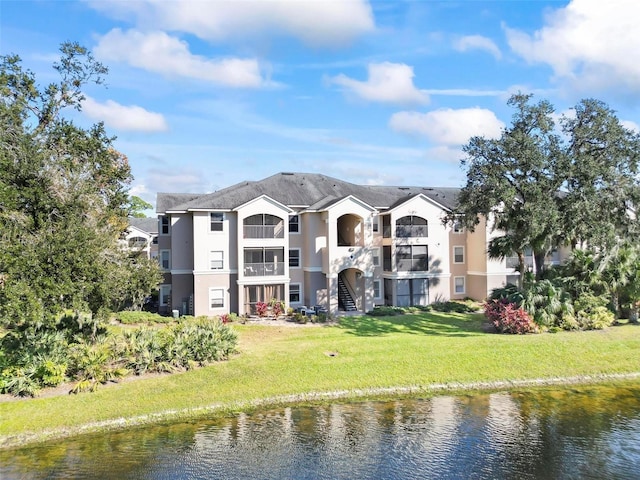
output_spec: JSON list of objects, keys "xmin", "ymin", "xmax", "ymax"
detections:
[
  {"xmin": 156, "ymin": 172, "xmax": 560, "ymax": 317},
  {"xmin": 122, "ymin": 217, "xmax": 159, "ymax": 259}
]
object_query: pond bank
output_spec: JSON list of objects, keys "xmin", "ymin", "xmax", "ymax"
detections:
[
  {"xmin": 2, "ymin": 314, "xmax": 639, "ymax": 449},
  {"xmin": 2, "ymin": 372, "xmax": 639, "ymax": 450}
]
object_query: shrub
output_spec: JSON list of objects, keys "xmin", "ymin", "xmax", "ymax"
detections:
[
  {"xmin": 489, "ymin": 284, "xmax": 524, "ymax": 303},
  {"xmin": 573, "ymin": 294, "xmax": 614, "ymax": 330},
  {"xmin": 255, "ymin": 301, "xmax": 268, "ymax": 317},
  {"xmin": 484, "ymin": 300, "xmax": 538, "ymax": 334},
  {"xmin": 116, "ymin": 311, "xmax": 172, "ymax": 324},
  {"xmin": 576, "ymin": 307, "xmax": 615, "ymax": 330},
  {"xmin": 367, "ymin": 306, "xmax": 405, "ymax": 316},
  {"xmin": 431, "ymin": 300, "xmax": 479, "ymax": 313},
  {"xmin": 220, "ymin": 313, "xmax": 239, "ymax": 324},
  {"xmin": 269, "ymin": 299, "xmax": 284, "ymax": 316}
]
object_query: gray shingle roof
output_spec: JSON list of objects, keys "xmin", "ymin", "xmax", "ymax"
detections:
[
  {"xmin": 128, "ymin": 217, "xmax": 158, "ymax": 234},
  {"xmin": 156, "ymin": 193, "xmax": 205, "ymax": 213},
  {"xmin": 157, "ymin": 172, "xmax": 460, "ymax": 213}
]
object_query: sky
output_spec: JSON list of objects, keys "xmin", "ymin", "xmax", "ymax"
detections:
[{"xmin": 2, "ymin": 0, "xmax": 640, "ymax": 209}]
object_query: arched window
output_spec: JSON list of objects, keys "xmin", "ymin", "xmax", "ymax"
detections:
[
  {"xmin": 128, "ymin": 236, "xmax": 147, "ymax": 248},
  {"xmin": 396, "ymin": 216, "xmax": 428, "ymax": 237},
  {"xmin": 243, "ymin": 214, "xmax": 284, "ymax": 238}
]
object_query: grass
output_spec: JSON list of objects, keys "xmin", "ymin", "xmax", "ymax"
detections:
[{"xmin": 1, "ymin": 311, "xmax": 639, "ymax": 447}]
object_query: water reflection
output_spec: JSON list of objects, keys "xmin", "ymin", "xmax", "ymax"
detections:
[{"xmin": 2, "ymin": 383, "xmax": 639, "ymax": 479}]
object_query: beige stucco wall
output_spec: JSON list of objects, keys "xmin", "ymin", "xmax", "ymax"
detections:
[
  {"xmin": 323, "ymin": 197, "xmax": 376, "ymax": 277},
  {"xmin": 170, "ymin": 214, "xmax": 193, "ymax": 271},
  {"xmin": 193, "ymin": 273, "xmax": 236, "ymax": 317},
  {"xmin": 449, "ymin": 228, "xmax": 468, "ymax": 299},
  {"xmin": 192, "ymin": 211, "xmax": 237, "ymax": 273},
  {"xmin": 301, "ymin": 212, "xmax": 326, "ymax": 270}
]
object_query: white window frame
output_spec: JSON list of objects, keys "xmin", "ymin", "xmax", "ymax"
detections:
[
  {"xmin": 210, "ymin": 212, "xmax": 224, "ymax": 232},
  {"xmin": 160, "ymin": 249, "xmax": 171, "ymax": 271},
  {"xmin": 159, "ymin": 285, "xmax": 171, "ymax": 306},
  {"xmin": 453, "ymin": 221, "xmax": 464, "ymax": 234},
  {"xmin": 289, "ymin": 214, "xmax": 300, "ymax": 234},
  {"xmin": 209, "ymin": 288, "xmax": 224, "ymax": 309},
  {"xmin": 454, "ymin": 276, "xmax": 465, "ymax": 295},
  {"xmin": 289, "ymin": 248, "xmax": 301, "ymax": 268},
  {"xmin": 373, "ymin": 280, "xmax": 382, "ymax": 299},
  {"xmin": 160, "ymin": 216, "xmax": 170, "ymax": 235},
  {"xmin": 372, "ymin": 216, "xmax": 379, "ymax": 233},
  {"xmin": 453, "ymin": 246, "xmax": 465, "ymax": 264},
  {"xmin": 290, "ymin": 283, "xmax": 301, "ymax": 304},
  {"xmin": 210, "ymin": 250, "xmax": 224, "ymax": 270},
  {"xmin": 372, "ymin": 248, "xmax": 380, "ymax": 267}
]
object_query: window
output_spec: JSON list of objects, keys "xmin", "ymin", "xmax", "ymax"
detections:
[
  {"xmin": 396, "ymin": 245, "xmax": 428, "ymax": 271},
  {"xmin": 373, "ymin": 280, "xmax": 381, "ymax": 299},
  {"xmin": 453, "ymin": 221, "xmax": 464, "ymax": 234},
  {"xmin": 210, "ymin": 212, "xmax": 224, "ymax": 232},
  {"xmin": 210, "ymin": 251, "xmax": 224, "ymax": 270},
  {"xmin": 454, "ymin": 277, "xmax": 465, "ymax": 294},
  {"xmin": 159, "ymin": 285, "xmax": 171, "ymax": 306},
  {"xmin": 396, "ymin": 215, "xmax": 428, "ymax": 237},
  {"xmin": 160, "ymin": 216, "xmax": 170, "ymax": 235},
  {"xmin": 160, "ymin": 250, "xmax": 171, "ymax": 270},
  {"xmin": 128, "ymin": 236, "xmax": 147, "ymax": 249},
  {"xmin": 453, "ymin": 246, "xmax": 465, "ymax": 264},
  {"xmin": 244, "ymin": 284, "xmax": 284, "ymax": 314},
  {"xmin": 244, "ymin": 214, "xmax": 284, "ymax": 238},
  {"xmin": 289, "ymin": 249, "xmax": 301, "ymax": 268},
  {"xmin": 290, "ymin": 283, "xmax": 301, "ymax": 303},
  {"xmin": 372, "ymin": 248, "xmax": 380, "ymax": 267},
  {"xmin": 383, "ymin": 245, "xmax": 392, "ymax": 271},
  {"xmin": 382, "ymin": 215, "xmax": 391, "ymax": 238},
  {"xmin": 289, "ymin": 215, "xmax": 299, "ymax": 233},
  {"xmin": 244, "ymin": 247, "xmax": 285, "ymax": 276},
  {"xmin": 396, "ymin": 278, "xmax": 429, "ymax": 306},
  {"xmin": 372, "ymin": 216, "xmax": 379, "ymax": 233},
  {"xmin": 209, "ymin": 288, "xmax": 224, "ymax": 309},
  {"xmin": 151, "ymin": 236, "xmax": 158, "ymax": 245}
]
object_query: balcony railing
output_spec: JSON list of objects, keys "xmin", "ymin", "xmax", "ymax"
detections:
[
  {"xmin": 243, "ymin": 262, "xmax": 285, "ymax": 276},
  {"xmin": 396, "ymin": 225, "xmax": 428, "ymax": 238},
  {"xmin": 243, "ymin": 225, "xmax": 285, "ymax": 239},
  {"xmin": 506, "ymin": 256, "xmax": 534, "ymax": 269}
]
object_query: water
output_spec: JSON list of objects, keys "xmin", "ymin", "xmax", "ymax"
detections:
[{"xmin": 2, "ymin": 383, "xmax": 639, "ymax": 479}]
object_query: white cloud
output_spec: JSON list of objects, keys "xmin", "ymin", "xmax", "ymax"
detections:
[
  {"xmin": 95, "ymin": 29, "xmax": 271, "ymax": 88},
  {"xmin": 147, "ymin": 167, "xmax": 213, "ymax": 194},
  {"xmin": 82, "ymin": 96, "xmax": 168, "ymax": 132},
  {"xmin": 621, "ymin": 120, "xmax": 640, "ymax": 133},
  {"xmin": 329, "ymin": 62, "xmax": 429, "ymax": 105},
  {"xmin": 505, "ymin": 0, "xmax": 640, "ymax": 94},
  {"xmin": 88, "ymin": 0, "xmax": 374, "ymax": 47},
  {"xmin": 389, "ymin": 108, "xmax": 504, "ymax": 145},
  {"xmin": 454, "ymin": 35, "xmax": 502, "ymax": 60}
]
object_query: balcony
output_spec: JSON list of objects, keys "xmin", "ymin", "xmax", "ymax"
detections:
[
  {"xmin": 506, "ymin": 256, "xmax": 534, "ymax": 269},
  {"xmin": 244, "ymin": 262, "xmax": 285, "ymax": 277},
  {"xmin": 243, "ymin": 225, "xmax": 285, "ymax": 239},
  {"xmin": 395, "ymin": 225, "xmax": 428, "ymax": 238}
]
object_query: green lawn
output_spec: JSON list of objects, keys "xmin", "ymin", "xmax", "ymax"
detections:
[{"xmin": 2, "ymin": 312, "xmax": 639, "ymax": 447}]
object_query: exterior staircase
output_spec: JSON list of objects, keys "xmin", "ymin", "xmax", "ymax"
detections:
[{"xmin": 338, "ymin": 275, "xmax": 358, "ymax": 311}]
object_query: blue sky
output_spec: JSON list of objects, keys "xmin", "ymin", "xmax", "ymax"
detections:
[{"xmin": 3, "ymin": 0, "xmax": 640, "ymax": 208}]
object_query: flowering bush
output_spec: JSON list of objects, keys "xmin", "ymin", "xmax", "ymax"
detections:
[
  {"xmin": 484, "ymin": 299, "xmax": 538, "ymax": 334},
  {"xmin": 270, "ymin": 299, "xmax": 284, "ymax": 316},
  {"xmin": 255, "ymin": 301, "xmax": 269, "ymax": 317}
]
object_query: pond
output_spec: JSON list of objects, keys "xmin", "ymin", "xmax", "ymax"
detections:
[{"xmin": 2, "ymin": 383, "xmax": 639, "ymax": 479}]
